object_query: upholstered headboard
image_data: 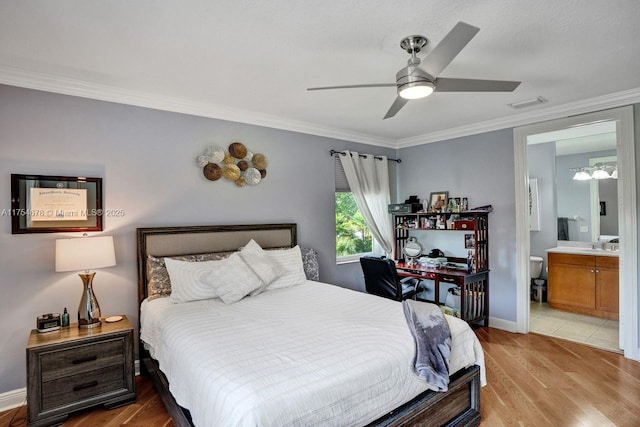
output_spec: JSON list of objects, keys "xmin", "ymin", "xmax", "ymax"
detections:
[{"xmin": 136, "ymin": 223, "xmax": 297, "ymax": 305}]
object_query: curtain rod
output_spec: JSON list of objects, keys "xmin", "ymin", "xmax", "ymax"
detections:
[{"xmin": 329, "ymin": 149, "xmax": 401, "ymax": 163}]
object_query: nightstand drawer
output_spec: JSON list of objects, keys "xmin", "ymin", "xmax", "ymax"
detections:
[
  {"xmin": 40, "ymin": 338, "xmax": 125, "ymax": 381},
  {"xmin": 41, "ymin": 365, "xmax": 125, "ymax": 411}
]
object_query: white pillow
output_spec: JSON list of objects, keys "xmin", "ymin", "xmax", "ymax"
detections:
[
  {"xmin": 201, "ymin": 252, "xmax": 264, "ymax": 303},
  {"xmin": 265, "ymin": 245, "xmax": 307, "ymax": 291},
  {"xmin": 238, "ymin": 239, "xmax": 282, "ymax": 288},
  {"xmin": 164, "ymin": 257, "xmax": 223, "ymax": 304}
]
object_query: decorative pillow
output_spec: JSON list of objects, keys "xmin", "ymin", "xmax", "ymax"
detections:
[
  {"xmin": 238, "ymin": 239, "xmax": 283, "ymax": 288},
  {"xmin": 300, "ymin": 247, "xmax": 319, "ymax": 281},
  {"xmin": 201, "ymin": 252, "xmax": 263, "ymax": 303},
  {"xmin": 146, "ymin": 252, "xmax": 232, "ymax": 301},
  {"xmin": 165, "ymin": 257, "xmax": 229, "ymax": 304},
  {"xmin": 265, "ymin": 245, "xmax": 307, "ymax": 291}
]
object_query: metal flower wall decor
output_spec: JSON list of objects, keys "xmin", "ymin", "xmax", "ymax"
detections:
[{"xmin": 196, "ymin": 142, "xmax": 268, "ymax": 187}]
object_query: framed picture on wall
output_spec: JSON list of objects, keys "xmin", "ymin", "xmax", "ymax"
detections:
[
  {"xmin": 10, "ymin": 174, "xmax": 103, "ymax": 234},
  {"xmin": 529, "ymin": 178, "xmax": 540, "ymax": 231},
  {"xmin": 428, "ymin": 191, "xmax": 448, "ymax": 212}
]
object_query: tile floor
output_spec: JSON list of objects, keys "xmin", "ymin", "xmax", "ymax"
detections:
[{"xmin": 529, "ymin": 301, "xmax": 621, "ymax": 353}]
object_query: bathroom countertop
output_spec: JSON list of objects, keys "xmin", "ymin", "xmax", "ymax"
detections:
[{"xmin": 546, "ymin": 246, "xmax": 619, "ymax": 257}]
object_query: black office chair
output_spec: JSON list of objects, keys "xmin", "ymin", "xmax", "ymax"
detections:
[{"xmin": 360, "ymin": 256, "xmax": 421, "ymax": 301}]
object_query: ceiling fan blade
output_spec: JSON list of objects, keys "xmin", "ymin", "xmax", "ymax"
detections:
[
  {"xmin": 435, "ymin": 77, "xmax": 521, "ymax": 92},
  {"xmin": 308, "ymin": 83, "xmax": 395, "ymax": 91},
  {"xmin": 383, "ymin": 96, "xmax": 409, "ymax": 119},
  {"xmin": 419, "ymin": 22, "xmax": 480, "ymax": 78}
]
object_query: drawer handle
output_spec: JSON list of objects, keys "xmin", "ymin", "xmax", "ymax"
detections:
[
  {"xmin": 73, "ymin": 380, "xmax": 98, "ymax": 392},
  {"xmin": 72, "ymin": 355, "xmax": 98, "ymax": 365}
]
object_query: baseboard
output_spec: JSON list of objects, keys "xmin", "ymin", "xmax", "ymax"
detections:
[
  {"xmin": 0, "ymin": 387, "xmax": 26, "ymax": 413},
  {"xmin": 0, "ymin": 360, "xmax": 141, "ymax": 412},
  {"xmin": 488, "ymin": 317, "xmax": 518, "ymax": 333}
]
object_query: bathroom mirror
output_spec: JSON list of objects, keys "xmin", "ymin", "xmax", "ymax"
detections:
[
  {"xmin": 527, "ymin": 120, "xmax": 618, "ymax": 245},
  {"xmin": 556, "ymin": 150, "xmax": 617, "ymax": 243}
]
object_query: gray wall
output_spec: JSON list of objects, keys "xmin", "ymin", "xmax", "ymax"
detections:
[
  {"xmin": 527, "ymin": 142, "xmax": 558, "ymax": 278},
  {"xmin": 0, "ymin": 85, "xmax": 395, "ymax": 394},
  {"xmin": 396, "ymin": 129, "xmax": 518, "ymax": 323}
]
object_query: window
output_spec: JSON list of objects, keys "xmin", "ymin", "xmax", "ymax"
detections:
[
  {"xmin": 335, "ymin": 157, "xmax": 373, "ymax": 262},
  {"xmin": 335, "ymin": 192, "xmax": 373, "ymax": 261}
]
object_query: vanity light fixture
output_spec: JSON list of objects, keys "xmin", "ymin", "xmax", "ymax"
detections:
[
  {"xmin": 572, "ymin": 170, "xmax": 592, "ymax": 181},
  {"xmin": 591, "ymin": 168, "xmax": 610, "ymax": 180},
  {"xmin": 570, "ymin": 162, "xmax": 617, "ymax": 181}
]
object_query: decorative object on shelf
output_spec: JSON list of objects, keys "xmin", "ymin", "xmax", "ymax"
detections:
[
  {"xmin": 464, "ymin": 234, "xmax": 475, "ymax": 249},
  {"xmin": 428, "ymin": 191, "xmax": 448, "ymax": 212},
  {"xmin": 55, "ymin": 234, "xmax": 116, "ymax": 329},
  {"xmin": 403, "ymin": 237, "xmax": 423, "ymax": 265},
  {"xmin": 461, "ymin": 197, "xmax": 469, "ymax": 211},
  {"xmin": 196, "ymin": 142, "xmax": 268, "ymax": 187}
]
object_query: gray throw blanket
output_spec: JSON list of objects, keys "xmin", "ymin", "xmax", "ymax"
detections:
[{"xmin": 402, "ymin": 299, "xmax": 452, "ymax": 391}]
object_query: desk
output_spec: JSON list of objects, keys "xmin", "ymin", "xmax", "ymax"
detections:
[{"xmin": 396, "ymin": 262, "xmax": 489, "ymax": 326}]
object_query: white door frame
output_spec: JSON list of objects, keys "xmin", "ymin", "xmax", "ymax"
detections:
[{"xmin": 513, "ymin": 106, "xmax": 638, "ymax": 360}]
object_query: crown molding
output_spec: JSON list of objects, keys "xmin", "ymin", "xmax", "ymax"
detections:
[
  {"xmin": 396, "ymin": 87, "xmax": 640, "ymax": 148},
  {"xmin": 0, "ymin": 65, "xmax": 396, "ymax": 148},
  {"xmin": 2, "ymin": 64, "xmax": 639, "ymax": 150}
]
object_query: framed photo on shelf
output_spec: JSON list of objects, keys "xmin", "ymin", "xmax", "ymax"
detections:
[
  {"xmin": 448, "ymin": 197, "xmax": 461, "ymax": 213},
  {"xmin": 464, "ymin": 233, "xmax": 475, "ymax": 249},
  {"xmin": 461, "ymin": 197, "xmax": 469, "ymax": 212},
  {"xmin": 428, "ymin": 191, "xmax": 448, "ymax": 212}
]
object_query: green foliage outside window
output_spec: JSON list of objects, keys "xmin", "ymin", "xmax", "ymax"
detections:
[{"xmin": 335, "ymin": 192, "xmax": 372, "ymax": 256}]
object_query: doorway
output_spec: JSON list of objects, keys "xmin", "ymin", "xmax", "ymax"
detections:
[
  {"xmin": 513, "ymin": 106, "xmax": 638, "ymax": 360},
  {"xmin": 526, "ymin": 122, "xmax": 620, "ymax": 352}
]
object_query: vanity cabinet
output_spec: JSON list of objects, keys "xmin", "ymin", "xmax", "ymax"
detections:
[{"xmin": 547, "ymin": 252, "xmax": 618, "ymax": 319}]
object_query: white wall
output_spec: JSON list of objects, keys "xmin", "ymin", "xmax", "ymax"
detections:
[{"xmin": 0, "ymin": 85, "xmax": 395, "ymax": 393}]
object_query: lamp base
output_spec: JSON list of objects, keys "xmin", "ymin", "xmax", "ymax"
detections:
[{"xmin": 78, "ymin": 272, "xmax": 102, "ymax": 329}]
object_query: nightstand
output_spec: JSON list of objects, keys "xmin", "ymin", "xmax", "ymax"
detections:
[{"xmin": 26, "ymin": 316, "xmax": 136, "ymax": 427}]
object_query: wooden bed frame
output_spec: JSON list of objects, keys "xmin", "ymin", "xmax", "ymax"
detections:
[{"xmin": 136, "ymin": 223, "xmax": 481, "ymax": 427}]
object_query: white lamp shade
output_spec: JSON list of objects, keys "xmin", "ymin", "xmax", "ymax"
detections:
[
  {"xmin": 56, "ymin": 236, "xmax": 116, "ymax": 272},
  {"xmin": 591, "ymin": 169, "xmax": 610, "ymax": 179},
  {"xmin": 572, "ymin": 171, "xmax": 591, "ymax": 181}
]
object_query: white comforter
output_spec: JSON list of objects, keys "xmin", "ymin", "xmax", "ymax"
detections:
[{"xmin": 141, "ymin": 281, "xmax": 485, "ymax": 427}]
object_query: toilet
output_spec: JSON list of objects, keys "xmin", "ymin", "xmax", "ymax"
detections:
[
  {"xmin": 530, "ymin": 256, "xmax": 544, "ymax": 283},
  {"xmin": 530, "ymin": 256, "xmax": 546, "ymax": 302}
]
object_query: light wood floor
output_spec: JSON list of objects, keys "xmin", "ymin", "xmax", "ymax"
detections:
[{"xmin": 2, "ymin": 327, "xmax": 639, "ymax": 426}]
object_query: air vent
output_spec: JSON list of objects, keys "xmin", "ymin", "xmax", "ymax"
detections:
[{"xmin": 507, "ymin": 96, "xmax": 548, "ymax": 109}]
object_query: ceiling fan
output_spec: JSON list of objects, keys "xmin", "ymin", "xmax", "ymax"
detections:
[{"xmin": 308, "ymin": 22, "xmax": 521, "ymax": 119}]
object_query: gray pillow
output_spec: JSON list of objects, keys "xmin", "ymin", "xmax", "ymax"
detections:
[{"xmin": 300, "ymin": 247, "xmax": 319, "ymax": 281}]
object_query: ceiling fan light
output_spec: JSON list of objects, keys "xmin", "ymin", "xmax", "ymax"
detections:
[
  {"xmin": 398, "ymin": 81, "xmax": 435, "ymax": 100},
  {"xmin": 591, "ymin": 169, "xmax": 610, "ymax": 179},
  {"xmin": 572, "ymin": 171, "xmax": 591, "ymax": 181}
]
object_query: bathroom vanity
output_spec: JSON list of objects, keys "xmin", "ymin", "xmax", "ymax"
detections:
[{"xmin": 546, "ymin": 247, "xmax": 619, "ymax": 319}]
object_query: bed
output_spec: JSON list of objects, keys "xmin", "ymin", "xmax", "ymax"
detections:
[{"xmin": 137, "ymin": 223, "xmax": 485, "ymax": 426}]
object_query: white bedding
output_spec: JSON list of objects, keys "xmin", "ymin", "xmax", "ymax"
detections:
[{"xmin": 141, "ymin": 280, "xmax": 485, "ymax": 427}]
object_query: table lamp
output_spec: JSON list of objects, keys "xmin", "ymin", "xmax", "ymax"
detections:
[{"xmin": 55, "ymin": 234, "xmax": 116, "ymax": 329}]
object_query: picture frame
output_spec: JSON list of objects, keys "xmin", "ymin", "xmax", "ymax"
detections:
[
  {"xmin": 464, "ymin": 233, "xmax": 475, "ymax": 249},
  {"xmin": 428, "ymin": 191, "xmax": 448, "ymax": 212},
  {"xmin": 461, "ymin": 197, "xmax": 469, "ymax": 212},
  {"xmin": 10, "ymin": 174, "xmax": 103, "ymax": 234},
  {"xmin": 529, "ymin": 178, "xmax": 540, "ymax": 231},
  {"xmin": 447, "ymin": 197, "xmax": 461, "ymax": 213}
]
